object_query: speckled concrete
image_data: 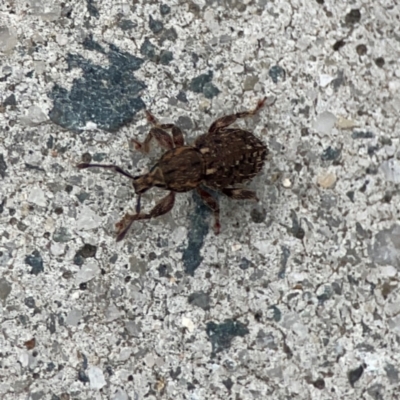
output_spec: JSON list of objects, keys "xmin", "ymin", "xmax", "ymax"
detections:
[{"xmin": 1, "ymin": 1, "xmax": 400, "ymax": 399}]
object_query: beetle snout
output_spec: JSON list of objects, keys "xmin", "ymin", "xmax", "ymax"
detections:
[{"xmin": 132, "ymin": 175, "xmax": 152, "ymax": 194}]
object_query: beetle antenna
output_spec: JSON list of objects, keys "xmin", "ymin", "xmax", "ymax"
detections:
[{"xmin": 77, "ymin": 163, "xmax": 139, "ymax": 181}]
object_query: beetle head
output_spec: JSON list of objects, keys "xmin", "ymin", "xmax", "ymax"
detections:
[{"xmin": 133, "ymin": 166, "xmax": 165, "ymax": 194}]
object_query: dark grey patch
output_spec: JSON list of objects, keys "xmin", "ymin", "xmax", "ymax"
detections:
[
  {"xmin": 290, "ymin": 210, "xmax": 305, "ymax": 240},
  {"xmin": 0, "ymin": 198, "xmax": 4, "ymax": 214},
  {"xmin": 157, "ymin": 263, "xmax": 170, "ymax": 277},
  {"xmin": 352, "ymin": 130, "xmax": 374, "ymax": 139},
  {"xmin": 149, "ymin": 15, "xmax": 164, "ymax": 34},
  {"xmin": 222, "ymin": 378, "xmax": 233, "ymax": 391},
  {"xmin": 299, "ymin": 105, "xmax": 310, "ymax": 118},
  {"xmin": 0, "ymin": 154, "xmax": 7, "ymax": 178},
  {"xmin": 370, "ymin": 225, "xmax": 400, "ymax": 268},
  {"xmin": 384, "ymin": 363, "xmax": 399, "ymax": 384},
  {"xmin": 109, "ymin": 254, "xmax": 118, "ymax": 264},
  {"xmin": 366, "ymin": 165, "xmax": 378, "ymax": 175},
  {"xmin": 189, "ymin": 71, "xmax": 214, "ymax": 94},
  {"xmin": 368, "ymin": 145, "xmax": 379, "ymax": 156},
  {"xmin": 31, "ymin": 391, "xmax": 45, "ymax": 400},
  {"xmin": 0, "ymin": 278, "xmax": 12, "ymax": 302},
  {"xmin": 47, "ymin": 314, "xmax": 57, "ymax": 334},
  {"xmin": 346, "ymin": 190, "xmax": 355, "ymax": 202},
  {"xmin": 312, "ymin": 378, "xmax": 325, "ymax": 390},
  {"xmin": 92, "ymin": 152, "xmax": 107, "ymax": 162},
  {"xmin": 53, "ymin": 227, "xmax": 72, "ymax": 243},
  {"xmin": 182, "ymin": 191, "xmax": 210, "ymax": 275},
  {"xmin": 160, "ymin": 4, "xmax": 171, "ymax": 15},
  {"xmin": 380, "ymin": 136, "xmax": 392, "ymax": 146},
  {"xmin": 76, "ymin": 191, "xmax": 89, "ymax": 203},
  {"xmin": 25, "ymin": 163, "xmax": 45, "ymax": 172},
  {"xmin": 355, "ymin": 342, "xmax": 374, "ymax": 352},
  {"xmin": 118, "ymin": 19, "xmax": 136, "ymax": 31},
  {"xmin": 332, "ymin": 70, "xmax": 345, "ymax": 90},
  {"xmin": 46, "ymin": 135, "xmax": 54, "ymax": 149},
  {"xmin": 47, "ymin": 362, "xmax": 56, "ymax": 372},
  {"xmin": 25, "ymin": 250, "xmax": 44, "ymax": 275},
  {"xmin": 266, "ymin": 305, "xmax": 282, "ymax": 322},
  {"xmin": 86, "ymin": 0, "xmax": 99, "ymax": 18},
  {"xmin": 4, "ymin": 93, "xmax": 16, "ymax": 106},
  {"xmin": 320, "ymin": 193, "xmax": 337, "ymax": 209},
  {"xmin": 366, "ymin": 383, "xmax": 384, "ymax": 400},
  {"xmin": 176, "ymin": 91, "xmax": 188, "ymax": 103},
  {"xmin": 206, "ymin": 319, "xmax": 249, "ymax": 356},
  {"xmin": 49, "ymin": 39, "xmax": 145, "ymax": 132},
  {"xmin": 159, "ymin": 27, "xmax": 178, "ymax": 44},
  {"xmin": 78, "ymin": 369, "xmax": 89, "ymax": 383},
  {"xmin": 317, "ymin": 285, "xmax": 333, "ymax": 305},
  {"xmin": 159, "ymin": 50, "xmax": 173, "ymax": 65},
  {"xmin": 79, "ymin": 244, "xmax": 97, "ymax": 258},
  {"xmin": 140, "ymin": 37, "xmax": 157, "ymax": 60},
  {"xmin": 321, "ymin": 146, "xmax": 341, "ymax": 161},
  {"xmin": 268, "ymin": 65, "xmax": 286, "ymax": 83},
  {"xmin": 73, "ymin": 253, "xmax": 84, "ymax": 266},
  {"xmin": 279, "ymin": 246, "xmax": 290, "ymax": 278},
  {"xmin": 82, "ymin": 35, "xmax": 105, "ymax": 53},
  {"xmin": 256, "ymin": 330, "xmax": 278, "ymax": 350},
  {"xmin": 105, "ymin": 365, "xmax": 113, "ymax": 376},
  {"xmin": 24, "ymin": 296, "xmax": 36, "ymax": 309},
  {"xmin": 188, "ymin": 291, "xmax": 211, "ymax": 310},
  {"xmin": 169, "ymin": 366, "xmax": 182, "ymax": 380},
  {"xmin": 331, "ymin": 281, "xmax": 342, "ymax": 295},
  {"xmin": 375, "ymin": 57, "xmax": 385, "ymax": 68},
  {"xmin": 239, "ymin": 257, "xmax": 252, "ymax": 270},
  {"xmin": 82, "ymin": 151, "xmax": 93, "ymax": 163},
  {"xmin": 176, "ymin": 116, "xmax": 193, "ymax": 130},
  {"xmin": 342, "ymin": 247, "xmax": 361, "ymax": 266},
  {"xmin": 203, "ymin": 82, "xmax": 220, "ymax": 99},
  {"xmin": 250, "ymin": 206, "xmax": 266, "ymax": 223},
  {"xmin": 347, "ymin": 364, "xmax": 366, "ymax": 387},
  {"xmin": 17, "ymin": 221, "xmax": 28, "ymax": 232},
  {"xmin": 345, "ymin": 9, "xmax": 361, "ymax": 26}
]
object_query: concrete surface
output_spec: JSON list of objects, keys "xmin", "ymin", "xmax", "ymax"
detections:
[{"xmin": 0, "ymin": 0, "xmax": 399, "ymax": 399}]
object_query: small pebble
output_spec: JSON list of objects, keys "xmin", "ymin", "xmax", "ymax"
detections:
[
  {"xmin": 336, "ymin": 116, "xmax": 358, "ymax": 130},
  {"xmin": 182, "ymin": 316, "xmax": 195, "ymax": 332},
  {"xmin": 282, "ymin": 178, "xmax": 291, "ymax": 188},
  {"xmin": 88, "ymin": 366, "xmax": 106, "ymax": 390},
  {"xmin": 317, "ymin": 172, "xmax": 337, "ymax": 188},
  {"xmin": 313, "ymin": 111, "xmax": 337, "ymax": 135}
]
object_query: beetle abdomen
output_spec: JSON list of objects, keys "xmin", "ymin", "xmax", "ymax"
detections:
[{"xmin": 195, "ymin": 129, "xmax": 267, "ymax": 189}]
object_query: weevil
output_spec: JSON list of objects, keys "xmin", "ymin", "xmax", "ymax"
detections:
[{"xmin": 78, "ymin": 98, "xmax": 268, "ymax": 241}]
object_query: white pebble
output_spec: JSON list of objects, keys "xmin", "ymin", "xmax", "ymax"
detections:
[
  {"xmin": 28, "ymin": 187, "xmax": 47, "ymax": 207},
  {"xmin": 88, "ymin": 366, "xmax": 106, "ymax": 390},
  {"xmin": 313, "ymin": 111, "xmax": 337, "ymax": 135}
]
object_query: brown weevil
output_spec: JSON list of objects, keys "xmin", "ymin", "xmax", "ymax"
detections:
[{"xmin": 78, "ymin": 98, "xmax": 268, "ymax": 241}]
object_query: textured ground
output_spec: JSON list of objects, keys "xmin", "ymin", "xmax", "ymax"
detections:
[{"xmin": 1, "ymin": 0, "xmax": 400, "ymax": 399}]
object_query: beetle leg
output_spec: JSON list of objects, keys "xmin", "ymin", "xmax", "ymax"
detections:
[
  {"xmin": 222, "ymin": 188, "xmax": 259, "ymax": 201},
  {"xmin": 196, "ymin": 187, "xmax": 221, "ymax": 234},
  {"xmin": 132, "ymin": 127, "xmax": 174, "ymax": 153},
  {"xmin": 145, "ymin": 110, "xmax": 185, "ymax": 147},
  {"xmin": 115, "ymin": 192, "xmax": 175, "ymax": 241},
  {"xmin": 208, "ymin": 97, "xmax": 266, "ymax": 134},
  {"xmin": 171, "ymin": 126, "xmax": 185, "ymax": 147},
  {"xmin": 77, "ymin": 163, "xmax": 138, "ymax": 181}
]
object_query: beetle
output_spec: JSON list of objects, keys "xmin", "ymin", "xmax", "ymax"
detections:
[{"xmin": 78, "ymin": 98, "xmax": 268, "ymax": 241}]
